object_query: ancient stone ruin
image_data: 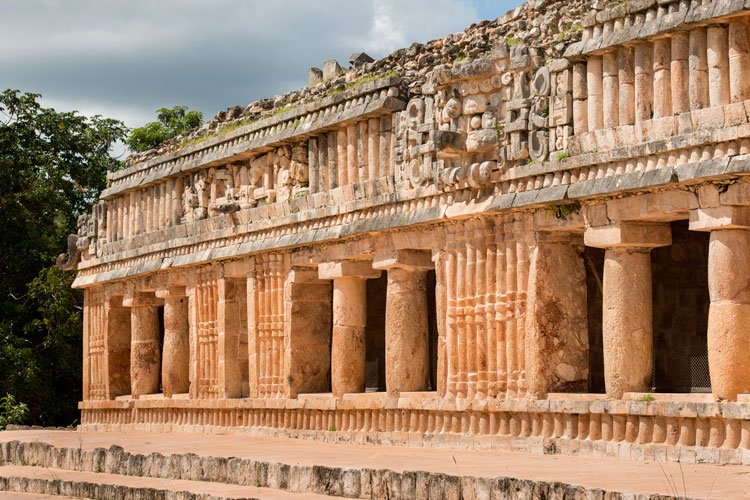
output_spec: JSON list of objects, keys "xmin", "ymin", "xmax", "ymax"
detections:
[{"xmin": 62, "ymin": 0, "xmax": 750, "ymax": 465}]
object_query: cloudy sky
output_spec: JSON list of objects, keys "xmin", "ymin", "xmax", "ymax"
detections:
[{"xmin": 2, "ymin": 0, "xmax": 521, "ymax": 129}]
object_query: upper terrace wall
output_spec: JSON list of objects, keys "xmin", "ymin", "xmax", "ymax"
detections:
[{"xmin": 57, "ymin": 0, "xmax": 750, "ymax": 290}]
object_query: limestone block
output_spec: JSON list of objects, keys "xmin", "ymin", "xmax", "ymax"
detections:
[
  {"xmin": 720, "ymin": 180, "xmax": 750, "ymax": 206},
  {"xmin": 584, "ymin": 221, "xmax": 672, "ymax": 249},
  {"xmin": 318, "ymin": 261, "xmax": 380, "ymax": 280},
  {"xmin": 372, "ymin": 249, "xmax": 432, "ymax": 270},
  {"xmin": 689, "ymin": 206, "xmax": 750, "ymax": 231},
  {"xmin": 322, "ymin": 60, "xmax": 344, "ymax": 81}
]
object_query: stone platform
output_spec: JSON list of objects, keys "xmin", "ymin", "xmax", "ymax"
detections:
[{"xmin": 1, "ymin": 429, "xmax": 747, "ymax": 499}]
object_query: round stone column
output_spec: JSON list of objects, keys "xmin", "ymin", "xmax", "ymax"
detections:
[
  {"xmin": 602, "ymin": 248, "xmax": 654, "ymax": 398},
  {"xmin": 128, "ymin": 294, "xmax": 162, "ymax": 397},
  {"xmin": 691, "ymin": 206, "xmax": 750, "ymax": 400},
  {"xmin": 331, "ymin": 276, "xmax": 368, "ymax": 397},
  {"xmin": 384, "ymin": 267, "xmax": 429, "ymax": 395},
  {"xmin": 319, "ymin": 261, "xmax": 381, "ymax": 398},
  {"xmin": 161, "ymin": 292, "xmax": 190, "ymax": 397},
  {"xmin": 585, "ymin": 222, "xmax": 671, "ymax": 399},
  {"xmin": 707, "ymin": 230, "xmax": 750, "ymax": 399},
  {"xmin": 374, "ymin": 249, "xmax": 433, "ymax": 396}
]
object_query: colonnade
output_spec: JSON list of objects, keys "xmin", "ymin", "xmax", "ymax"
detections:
[{"xmin": 85, "ymin": 207, "xmax": 750, "ymax": 404}]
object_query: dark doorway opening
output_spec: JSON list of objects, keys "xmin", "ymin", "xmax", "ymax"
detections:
[
  {"xmin": 426, "ymin": 269, "xmax": 439, "ymax": 391},
  {"xmin": 157, "ymin": 305, "xmax": 165, "ymax": 393},
  {"xmin": 651, "ymin": 220, "xmax": 710, "ymax": 393},
  {"xmin": 584, "ymin": 246, "xmax": 605, "ymax": 394},
  {"xmin": 365, "ymin": 276, "xmax": 387, "ymax": 392}
]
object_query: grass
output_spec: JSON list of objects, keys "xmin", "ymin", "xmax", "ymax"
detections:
[
  {"xmin": 505, "ymin": 36, "xmax": 522, "ymax": 48},
  {"xmin": 554, "ymin": 150, "xmax": 569, "ymax": 161},
  {"xmin": 328, "ymin": 425, "xmax": 337, "ymax": 432},
  {"xmin": 640, "ymin": 393, "xmax": 654, "ymax": 403}
]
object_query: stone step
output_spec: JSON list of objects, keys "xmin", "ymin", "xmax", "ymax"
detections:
[
  {"xmin": 3, "ymin": 430, "xmax": 745, "ymax": 499},
  {"xmin": 0, "ymin": 465, "xmax": 333, "ymax": 500}
]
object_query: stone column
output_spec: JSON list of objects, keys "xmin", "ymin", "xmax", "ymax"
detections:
[
  {"xmin": 602, "ymin": 51, "xmax": 619, "ymax": 128},
  {"xmin": 374, "ymin": 250, "xmax": 433, "ymax": 396},
  {"xmin": 156, "ymin": 286, "xmax": 190, "ymax": 397},
  {"xmin": 123, "ymin": 290, "xmax": 162, "ymax": 397},
  {"xmin": 634, "ymin": 42, "xmax": 654, "ymax": 122},
  {"xmin": 319, "ymin": 261, "xmax": 380, "ymax": 397},
  {"xmin": 671, "ymin": 32, "xmax": 690, "ymax": 114},
  {"xmin": 525, "ymin": 233, "xmax": 588, "ymax": 399},
  {"xmin": 572, "ymin": 62, "xmax": 588, "ymax": 133},
  {"xmin": 586, "ymin": 56, "xmax": 603, "ymax": 131},
  {"xmin": 585, "ymin": 222, "xmax": 671, "ymax": 398},
  {"xmin": 689, "ymin": 28, "xmax": 709, "ymax": 110},
  {"xmin": 618, "ymin": 47, "xmax": 635, "ymax": 126},
  {"xmin": 728, "ymin": 21, "xmax": 750, "ymax": 103},
  {"xmin": 707, "ymin": 25, "xmax": 730, "ymax": 107},
  {"xmin": 690, "ymin": 206, "xmax": 750, "ymax": 400},
  {"xmin": 653, "ymin": 38, "xmax": 672, "ymax": 118}
]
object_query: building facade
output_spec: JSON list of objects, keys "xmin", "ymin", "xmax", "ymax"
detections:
[{"xmin": 64, "ymin": 0, "xmax": 750, "ymax": 464}]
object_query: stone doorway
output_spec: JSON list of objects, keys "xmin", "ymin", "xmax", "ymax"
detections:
[{"xmin": 651, "ymin": 220, "xmax": 710, "ymax": 393}]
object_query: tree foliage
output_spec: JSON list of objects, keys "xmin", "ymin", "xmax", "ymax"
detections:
[
  {"xmin": 126, "ymin": 105, "xmax": 203, "ymax": 152},
  {"xmin": 0, "ymin": 89, "xmax": 127, "ymax": 426}
]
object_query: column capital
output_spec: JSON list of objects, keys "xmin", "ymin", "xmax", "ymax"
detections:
[
  {"xmin": 372, "ymin": 249, "xmax": 433, "ymax": 271},
  {"xmin": 155, "ymin": 285, "xmax": 187, "ymax": 299},
  {"xmin": 122, "ymin": 289, "xmax": 161, "ymax": 307},
  {"xmin": 584, "ymin": 221, "xmax": 671, "ymax": 249},
  {"xmin": 318, "ymin": 260, "xmax": 380, "ymax": 280},
  {"xmin": 689, "ymin": 206, "xmax": 750, "ymax": 231}
]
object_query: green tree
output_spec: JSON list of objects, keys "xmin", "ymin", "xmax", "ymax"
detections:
[
  {"xmin": 0, "ymin": 89, "xmax": 127, "ymax": 426},
  {"xmin": 126, "ymin": 105, "xmax": 203, "ymax": 152}
]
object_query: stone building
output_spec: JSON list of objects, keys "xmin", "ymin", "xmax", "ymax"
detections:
[{"xmin": 61, "ymin": 0, "xmax": 750, "ymax": 464}]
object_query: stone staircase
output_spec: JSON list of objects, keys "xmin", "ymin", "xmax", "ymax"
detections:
[{"xmin": 1, "ymin": 430, "xmax": 738, "ymax": 499}]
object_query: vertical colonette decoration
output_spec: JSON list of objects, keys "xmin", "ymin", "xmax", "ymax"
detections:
[{"xmin": 67, "ymin": 0, "xmax": 750, "ymax": 465}]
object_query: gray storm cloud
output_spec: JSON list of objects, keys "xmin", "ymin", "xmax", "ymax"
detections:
[{"xmin": 1, "ymin": 0, "xmax": 497, "ymax": 127}]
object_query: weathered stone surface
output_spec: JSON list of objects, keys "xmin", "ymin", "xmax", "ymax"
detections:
[{"xmin": 56, "ymin": 0, "xmax": 750, "ymax": 466}]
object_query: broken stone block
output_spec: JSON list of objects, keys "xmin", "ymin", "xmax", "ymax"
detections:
[
  {"xmin": 349, "ymin": 52, "xmax": 374, "ymax": 68},
  {"xmin": 323, "ymin": 60, "xmax": 345, "ymax": 81},
  {"xmin": 308, "ymin": 67, "xmax": 323, "ymax": 87}
]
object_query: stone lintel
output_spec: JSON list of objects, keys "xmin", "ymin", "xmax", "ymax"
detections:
[
  {"xmin": 584, "ymin": 222, "xmax": 671, "ymax": 249},
  {"xmin": 318, "ymin": 261, "xmax": 380, "ymax": 280},
  {"xmin": 223, "ymin": 260, "xmax": 255, "ymax": 278},
  {"xmin": 289, "ymin": 268, "xmax": 324, "ymax": 283},
  {"xmin": 155, "ymin": 285, "xmax": 187, "ymax": 299},
  {"xmin": 372, "ymin": 249, "xmax": 434, "ymax": 270},
  {"xmin": 689, "ymin": 206, "xmax": 750, "ymax": 231}
]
